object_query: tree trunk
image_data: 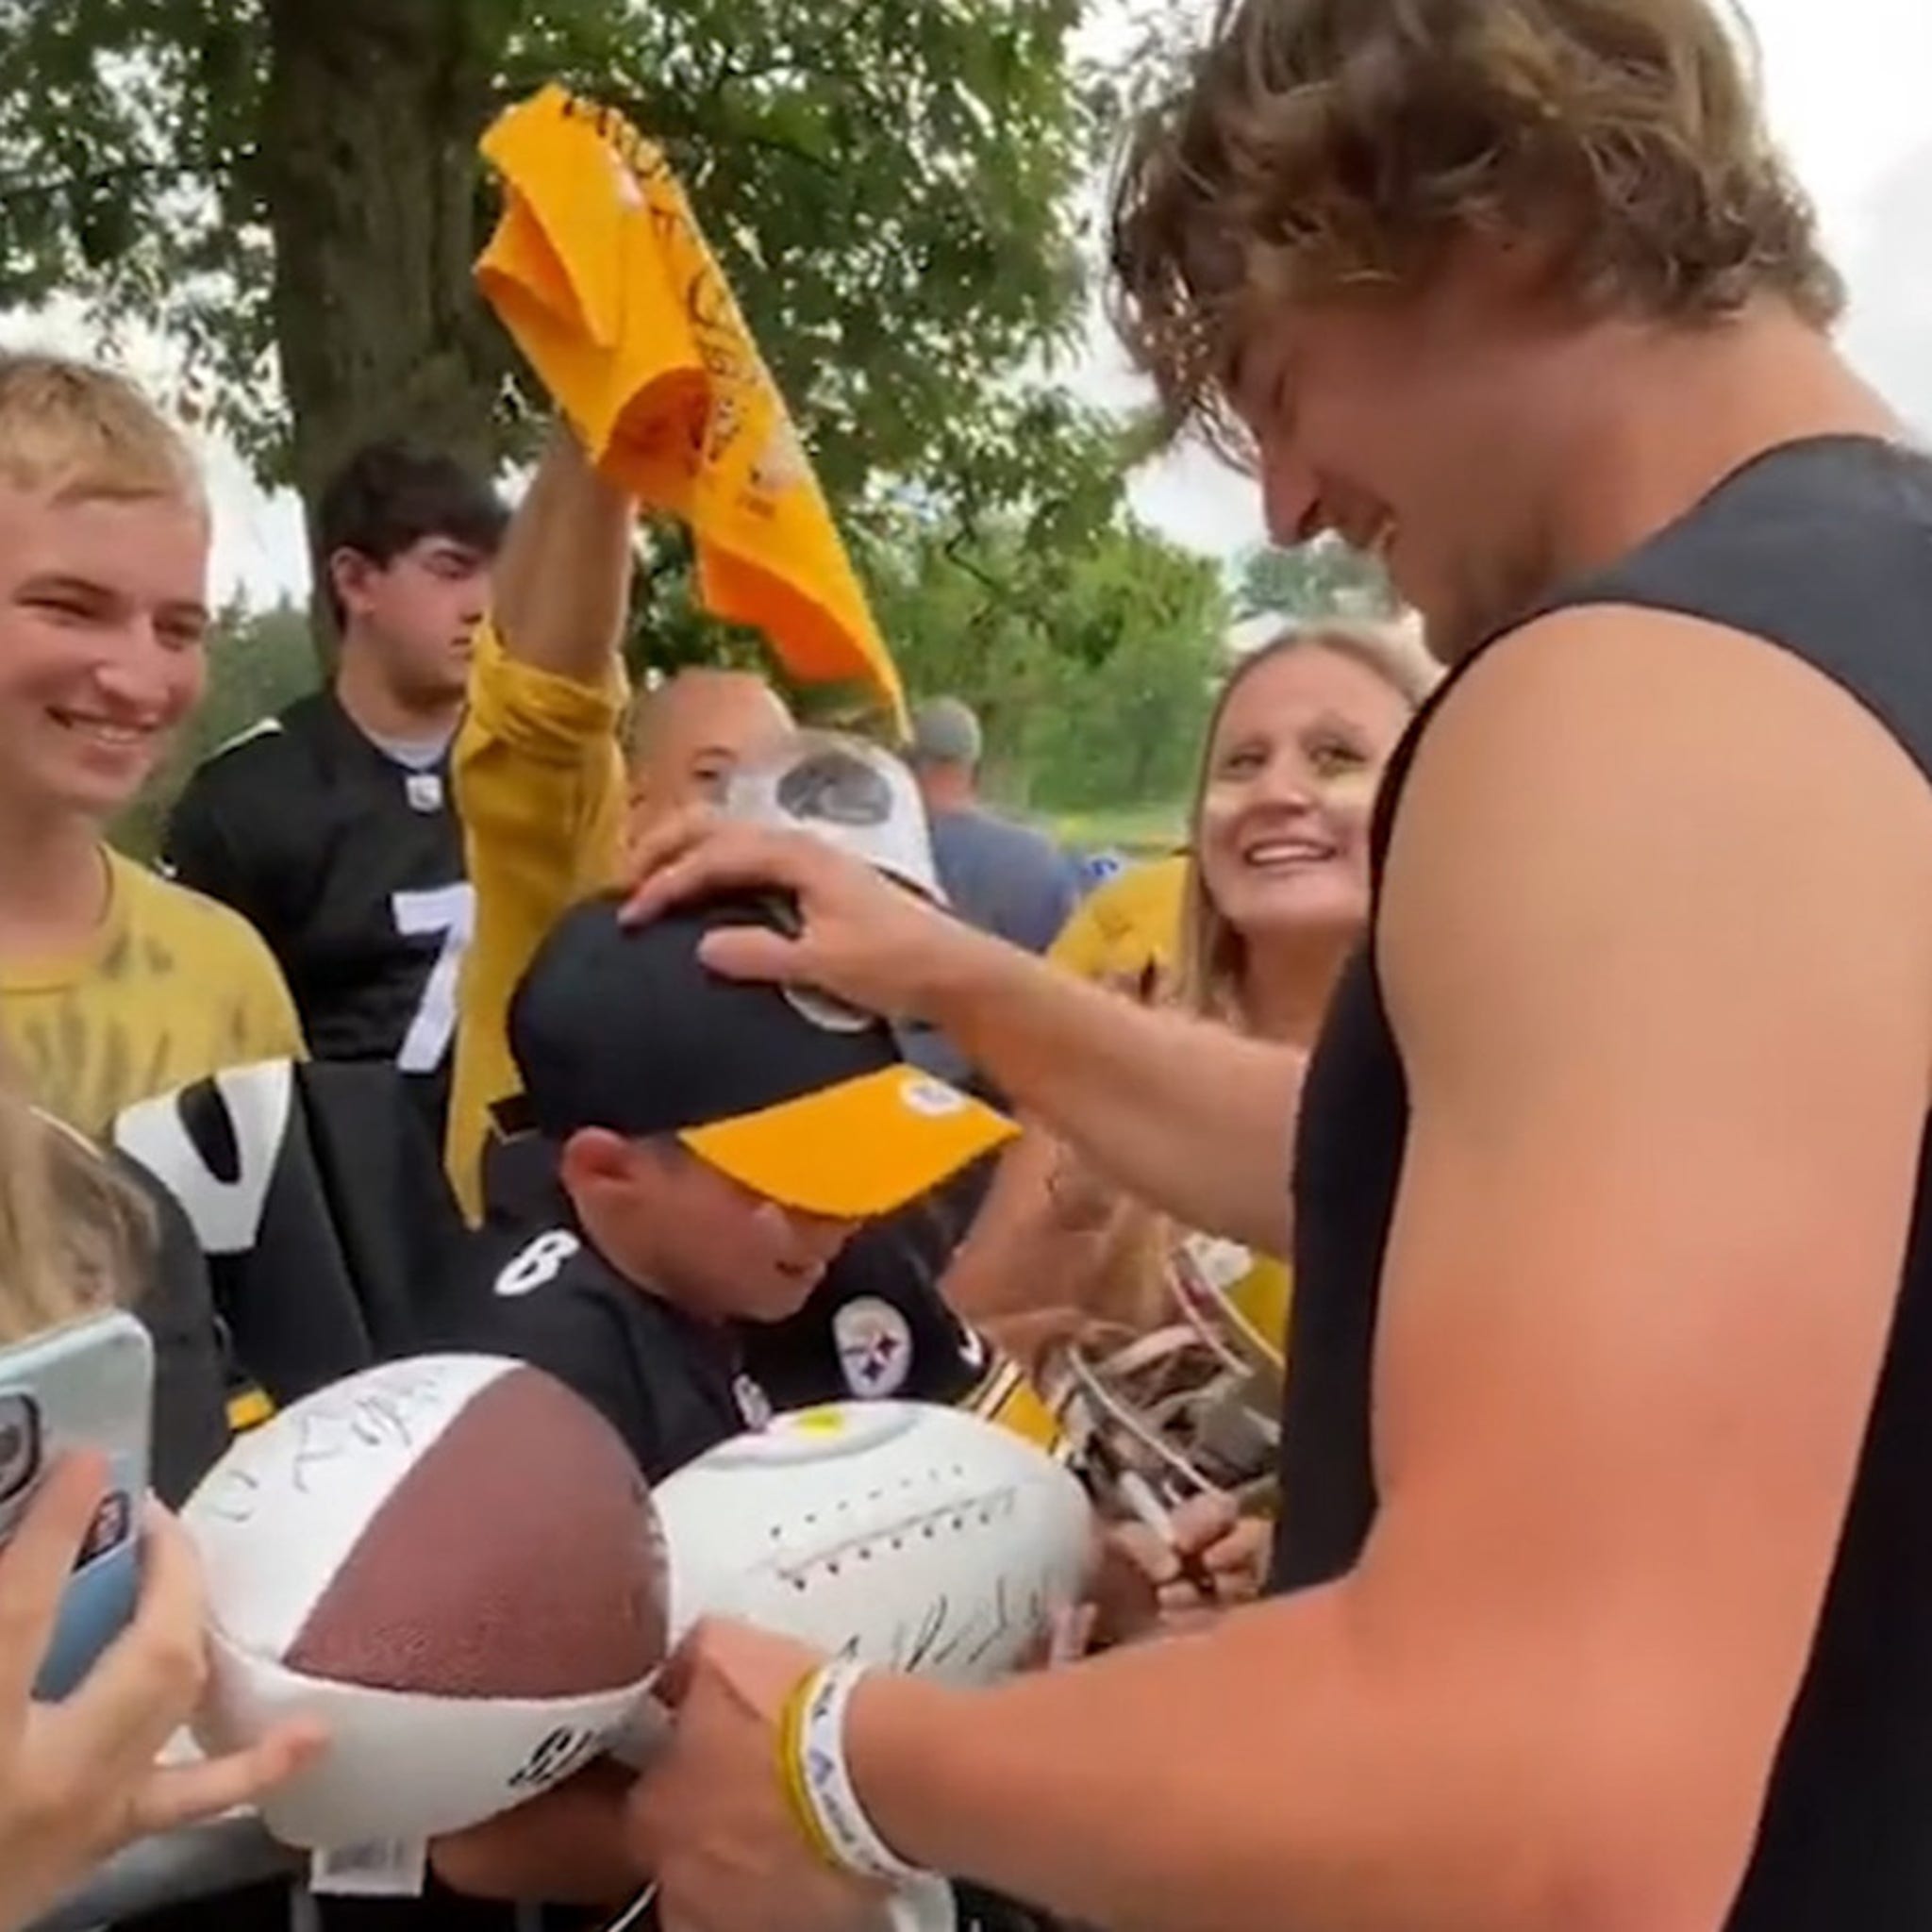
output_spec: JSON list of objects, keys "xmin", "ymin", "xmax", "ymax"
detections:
[{"xmin": 257, "ymin": 0, "xmax": 517, "ymax": 632}]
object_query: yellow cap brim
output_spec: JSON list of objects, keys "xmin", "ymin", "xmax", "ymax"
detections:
[{"xmin": 679, "ymin": 1065, "xmax": 1016, "ymax": 1220}]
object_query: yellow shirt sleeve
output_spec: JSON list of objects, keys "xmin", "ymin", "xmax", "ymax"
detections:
[
  {"xmin": 223, "ymin": 916, "xmax": 307, "ymax": 1066},
  {"xmin": 1046, "ymin": 894, "xmax": 1113, "ymax": 981},
  {"xmin": 1046, "ymin": 855, "xmax": 1189, "ymax": 986},
  {"xmin": 443, "ymin": 616, "xmax": 629, "ymax": 1220}
]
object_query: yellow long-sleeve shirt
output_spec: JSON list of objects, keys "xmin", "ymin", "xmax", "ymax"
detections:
[{"xmin": 442, "ymin": 619, "xmax": 628, "ymax": 1222}]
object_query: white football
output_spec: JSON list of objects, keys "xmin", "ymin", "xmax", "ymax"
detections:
[
  {"xmin": 182, "ymin": 1355, "xmax": 667, "ymax": 1850},
  {"xmin": 653, "ymin": 1399, "xmax": 1094, "ymax": 1682}
]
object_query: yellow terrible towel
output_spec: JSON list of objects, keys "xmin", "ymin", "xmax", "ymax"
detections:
[{"xmin": 476, "ymin": 84, "xmax": 906, "ymax": 728}]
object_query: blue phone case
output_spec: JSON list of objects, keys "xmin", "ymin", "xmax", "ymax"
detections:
[{"xmin": 0, "ymin": 1309, "xmax": 154, "ymax": 1700}]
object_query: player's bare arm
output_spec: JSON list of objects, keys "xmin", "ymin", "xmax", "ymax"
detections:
[
  {"xmin": 489, "ymin": 420, "xmax": 632, "ymax": 678},
  {"xmin": 646, "ymin": 605, "xmax": 1932, "ymax": 1932},
  {"xmin": 623, "ymin": 818, "xmax": 1305, "ymax": 1255}
]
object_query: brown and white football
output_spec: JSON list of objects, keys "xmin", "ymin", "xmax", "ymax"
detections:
[{"xmin": 183, "ymin": 1354, "xmax": 667, "ymax": 1850}]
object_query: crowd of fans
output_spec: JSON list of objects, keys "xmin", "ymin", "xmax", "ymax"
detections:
[
  {"xmin": 9, "ymin": 0, "xmax": 1932, "ymax": 1925},
  {"xmin": 0, "ymin": 345, "xmax": 1342, "ymax": 1932}
]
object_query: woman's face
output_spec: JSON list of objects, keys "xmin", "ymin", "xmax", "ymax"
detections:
[{"xmin": 1194, "ymin": 644, "xmax": 1412, "ymax": 948}]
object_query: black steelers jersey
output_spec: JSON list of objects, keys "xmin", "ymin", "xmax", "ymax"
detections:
[
  {"xmin": 163, "ymin": 691, "xmax": 473, "ymax": 1141},
  {"xmin": 109, "ymin": 1147, "xmax": 231, "ymax": 1506},
  {"xmin": 450, "ymin": 1224, "xmax": 772, "ymax": 1482},
  {"xmin": 743, "ymin": 1194, "xmax": 991, "ymax": 1411},
  {"xmin": 111, "ymin": 1058, "xmax": 471, "ymax": 1420},
  {"xmin": 470, "ymin": 1120, "xmax": 992, "ymax": 1414}
]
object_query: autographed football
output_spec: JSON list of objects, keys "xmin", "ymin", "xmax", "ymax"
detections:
[
  {"xmin": 652, "ymin": 1399, "xmax": 1092, "ymax": 1682},
  {"xmin": 182, "ymin": 1354, "xmax": 667, "ymax": 1849}
]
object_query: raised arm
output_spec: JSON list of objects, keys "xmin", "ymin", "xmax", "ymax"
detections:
[
  {"xmin": 489, "ymin": 422, "xmax": 633, "ymax": 678},
  {"xmin": 635, "ymin": 608, "xmax": 1932, "ymax": 1932},
  {"xmin": 443, "ymin": 424, "xmax": 635, "ymax": 1217}
]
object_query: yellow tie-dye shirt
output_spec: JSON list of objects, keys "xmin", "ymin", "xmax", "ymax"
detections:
[{"xmin": 1, "ymin": 850, "xmax": 304, "ymax": 1141}]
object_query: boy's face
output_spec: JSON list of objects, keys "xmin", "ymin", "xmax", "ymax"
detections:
[
  {"xmin": 332, "ymin": 532, "xmax": 492, "ymax": 709},
  {"xmin": 570, "ymin": 1133, "xmax": 858, "ymax": 1324},
  {"xmin": 0, "ymin": 484, "xmax": 209, "ymax": 824}
]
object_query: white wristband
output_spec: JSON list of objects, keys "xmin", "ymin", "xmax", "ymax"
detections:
[{"xmin": 793, "ymin": 1659, "xmax": 927, "ymax": 1884}]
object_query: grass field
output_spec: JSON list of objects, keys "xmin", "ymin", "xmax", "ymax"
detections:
[{"xmin": 1042, "ymin": 799, "xmax": 1187, "ymax": 856}]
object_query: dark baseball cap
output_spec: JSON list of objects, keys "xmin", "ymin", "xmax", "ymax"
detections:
[{"xmin": 506, "ymin": 892, "xmax": 1015, "ymax": 1219}]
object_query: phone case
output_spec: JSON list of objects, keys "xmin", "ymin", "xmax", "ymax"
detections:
[{"xmin": 0, "ymin": 1308, "xmax": 155, "ymax": 1698}]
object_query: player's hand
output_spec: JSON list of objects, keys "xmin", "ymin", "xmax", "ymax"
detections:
[
  {"xmin": 626, "ymin": 1619, "xmax": 887, "ymax": 1932},
  {"xmin": 1093, "ymin": 1491, "xmax": 1271, "ymax": 1642},
  {"xmin": 979, "ymin": 1306, "xmax": 1093, "ymax": 1380},
  {"xmin": 618, "ymin": 807, "xmax": 1009, "ymax": 1025},
  {"xmin": 0, "ymin": 1457, "xmax": 325, "ymax": 1932}
]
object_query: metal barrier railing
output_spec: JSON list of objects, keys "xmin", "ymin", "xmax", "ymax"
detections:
[
  {"xmin": 28, "ymin": 1820, "xmax": 553, "ymax": 1932},
  {"xmin": 27, "ymin": 1816, "xmax": 305, "ymax": 1932}
]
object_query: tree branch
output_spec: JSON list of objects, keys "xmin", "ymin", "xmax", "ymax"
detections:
[{"xmin": 0, "ymin": 147, "xmax": 251, "ymax": 208}]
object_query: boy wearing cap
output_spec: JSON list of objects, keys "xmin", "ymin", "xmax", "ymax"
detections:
[
  {"xmin": 449, "ymin": 890, "xmax": 1016, "ymax": 1478},
  {"xmin": 434, "ymin": 891, "xmax": 1083, "ymax": 1931}
]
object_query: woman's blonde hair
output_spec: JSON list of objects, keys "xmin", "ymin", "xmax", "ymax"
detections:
[
  {"xmin": 1091, "ymin": 617, "xmax": 1437, "ymax": 1336},
  {"xmin": 0, "ymin": 1074, "xmax": 153, "ymax": 1347}
]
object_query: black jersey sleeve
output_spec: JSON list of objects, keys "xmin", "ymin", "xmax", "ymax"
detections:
[
  {"xmin": 162, "ymin": 758, "xmax": 262, "ymax": 919},
  {"xmin": 112, "ymin": 1058, "xmax": 471, "ymax": 1409},
  {"xmin": 111, "ymin": 1152, "xmax": 232, "ymax": 1505}
]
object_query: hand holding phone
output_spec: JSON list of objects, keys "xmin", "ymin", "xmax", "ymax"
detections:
[
  {"xmin": 0, "ymin": 1313, "xmax": 326, "ymax": 1932},
  {"xmin": 0, "ymin": 1454, "xmax": 325, "ymax": 1932}
]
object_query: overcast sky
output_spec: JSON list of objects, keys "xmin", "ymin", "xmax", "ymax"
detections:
[{"xmin": 7, "ymin": 0, "xmax": 1928, "ymax": 602}]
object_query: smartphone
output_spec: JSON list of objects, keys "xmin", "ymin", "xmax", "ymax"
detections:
[{"xmin": 0, "ymin": 1308, "xmax": 154, "ymax": 1699}]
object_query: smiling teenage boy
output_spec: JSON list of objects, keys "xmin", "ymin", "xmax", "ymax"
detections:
[{"xmin": 0, "ymin": 353, "xmax": 300, "ymax": 1139}]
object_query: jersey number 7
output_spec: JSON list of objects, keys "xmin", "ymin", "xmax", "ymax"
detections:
[{"xmin": 391, "ymin": 883, "xmax": 476, "ymax": 1075}]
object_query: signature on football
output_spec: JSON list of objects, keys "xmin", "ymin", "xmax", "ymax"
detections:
[
  {"xmin": 197, "ymin": 1367, "xmax": 459, "ymax": 1523},
  {"xmin": 773, "ymin": 1487, "xmax": 1054, "ymax": 1675}
]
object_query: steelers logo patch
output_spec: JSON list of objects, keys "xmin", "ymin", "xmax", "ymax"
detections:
[
  {"xmin": 774, "ymin": 746, "xmax": 892, "ymax": 828},
  {"xmin": 833, "ymin": 1296, "xmax": 913, "ymax": 1398},
  {"xmin": 897, "ymin": 1074, "xmax": 968, "ymax": 1120}
]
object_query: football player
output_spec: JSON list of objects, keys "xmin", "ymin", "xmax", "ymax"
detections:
[
  {"xmin": 164, "ymin": 441, "xmax": 507, "ymax": 1142},
  {"xmin": 0, "ymin": 354, "xmax": 302, "ymax": 1138}
]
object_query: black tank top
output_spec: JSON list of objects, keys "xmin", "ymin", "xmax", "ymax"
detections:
[{"xmin": 1274, "ymin": 434, "xmax": 1932, "ymax": 1928}]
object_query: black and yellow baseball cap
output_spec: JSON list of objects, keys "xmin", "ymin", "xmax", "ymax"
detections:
[{"xmin": 506, "ymin": 893, "xmax": 1016, "ymax": 1219}]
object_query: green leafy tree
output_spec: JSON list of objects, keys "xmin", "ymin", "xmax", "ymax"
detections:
[
  {"xmin": 0, "ymin": 0, "xmax": 1120, "ymax": 577},
  {"xmin": 868, "ymin": 508, "xmax": 1227, "ymax": 813},
  {"xmin": 1237, "ymin": 536, "xmax": 1399, "ymax": 623}
]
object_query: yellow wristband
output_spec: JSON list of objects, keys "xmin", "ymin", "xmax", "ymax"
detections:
[{"xmin": 774, "ymin": 1667, "xmax": 841, "ymax": 1872}]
